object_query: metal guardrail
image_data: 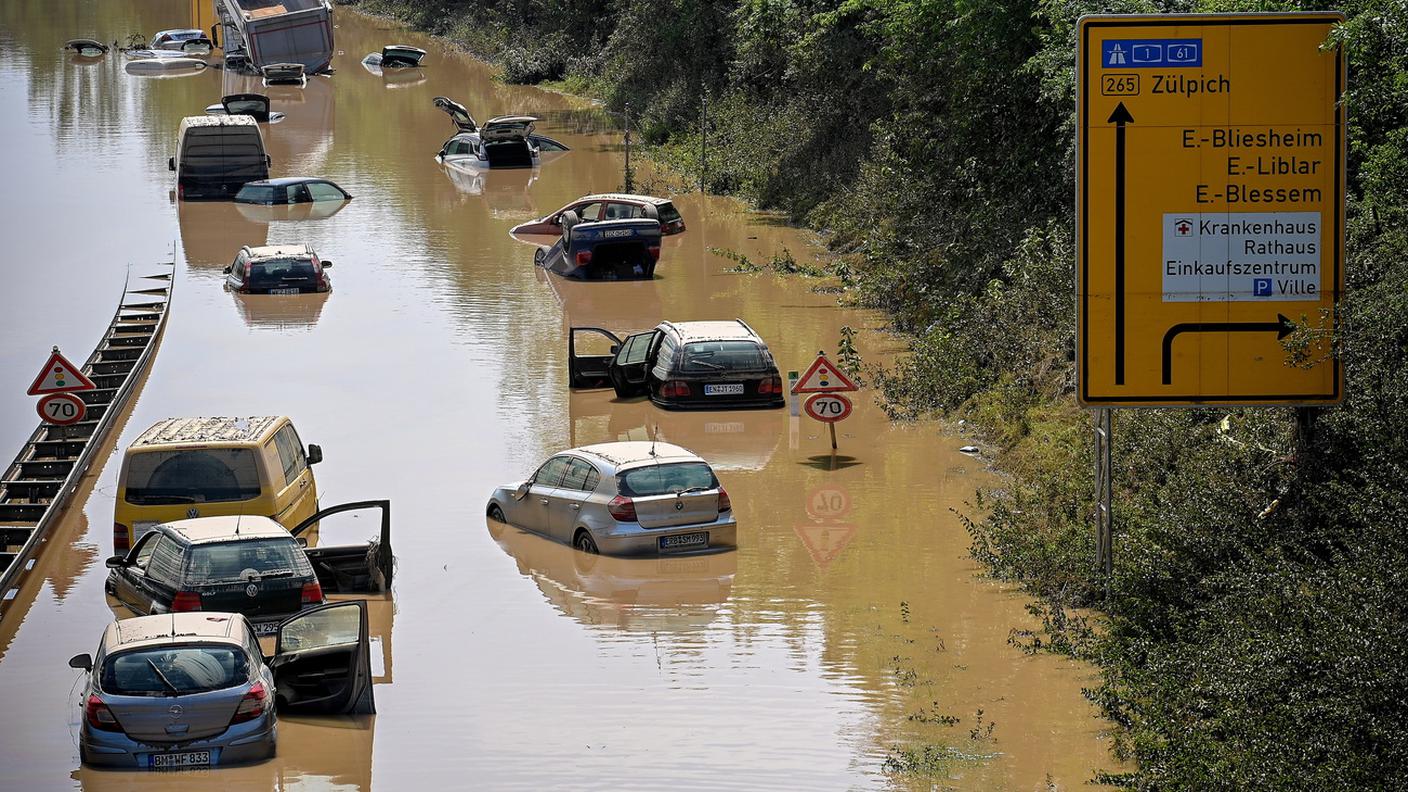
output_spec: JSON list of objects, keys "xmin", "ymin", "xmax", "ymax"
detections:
[{"xmin": 0, "ymin": 265, "xmax": 175, "ymax": 616}]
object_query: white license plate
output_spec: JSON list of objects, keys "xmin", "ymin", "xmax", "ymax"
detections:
[
  {"xmin": 150, "ymin": 750, "xmax": 210, "ymax": 769},
  {"xmin": 269, "ymin": 287, "xmax": 300, "ymax": 295},
  {"xmin": 704, "ymin": 383, "xmax": 744, "ymax": 396},
  {"xmin": 659, "ymin": 532, "xmax": 707, "ymax": 550}
]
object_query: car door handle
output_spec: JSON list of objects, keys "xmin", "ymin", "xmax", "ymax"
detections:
[
  {"xmin": 570, "ymin": 504, "xmax": 580, "ymax": 511},
  {"xmin": 540, "ymin": 499, "xmax": 549, "ymax": 505}
]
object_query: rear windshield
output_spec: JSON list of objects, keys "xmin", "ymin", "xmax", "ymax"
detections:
[
  {"xmin": 617, "ymin": 462, "xmax": 719, "ymax": 497},
  {"xmin": 249, "ymin": 258, "xmax": 317, "ymax": 287},
  {"xmin": 236, "ymin": 184, "xmax": 276, "ymax": 203},
  {"xmin": 225, "ymin": 98, "xmax": 266, "ymax": 116},
  {"xmin": 679, "ymin": 341, "xmax": 768, "ymax": 373},
  {"xmin": 124, "ymin": 449, "xmax": 261, "ymax": 505},
  {"xmin": 103, "ymin": 645, "xmax": 247, "ymax": 696},
  {"xmin": 657, "ymin": 202, "xmax": 681, "ymax": 223},
  {"xmin": 189, "ymin": 538, "xmax": 310, "ymax": 584}
]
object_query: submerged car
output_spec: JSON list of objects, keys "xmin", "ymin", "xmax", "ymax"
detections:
[
  {"xmin": 65, "ymin": 39, "xmax": 110, "ymax": 56},
  {"xmin": 235, "ymin": 177, "xmax": 352, "ymax": 205},
  {"xmin": 432, "ymin": 96, "xmax": 568, "ymax": 169},
  {"xmin": 151, "ymin": 29, "xmax": 213, "ymax": 52},
  {"xmin": 569, "ymin": 320, "xmax": 786, "ymax": 409},
  {"xmin": 533, "ymin": 208, "xmax": 662, "ymax": 281},
  {"xmin": 71, "ymin": 603, "xmax": 375, "ymax": 768},
  {"xmin": 261, "ymin": 63, "xmax": 306, "ymax": 87},
  {"xmin": 205, "ymin": 93, "xmax": 284, "ymax": 123},
  {"xmin": 362, "ymin": 45, "xmax": 426, "ymax": 69},
  {"xmin": 224, "ymin": 244, "xmax": 332, "ymax": 294},
  {"xmin": 105, "ymin": 503, "xmax": 392, "ymax": 634},
  {"xmin": 512, "ymin": 194, "xmax": 686, "ymax": 238},
  {"xmin": 487, "ymin": 441, "xmax": 736, "ymax": 556}
]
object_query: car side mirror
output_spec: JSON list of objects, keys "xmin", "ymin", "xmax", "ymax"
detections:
[
  {"xmin": 609, "ymin": 345, "xmax": 619, "ymax": 355},
  {"xmin": 295, "ymin": 537, "xmax": 308, "ymax": 548},
  {"xmin": 104, "ymin": 555, "xmax": 125, "ymax": 569},
  {"xmin": 306, "ymin": 444, "xmax": 323, "ymax": 465},
  {"xmin": 265, "ymin": 155, "xmax": 272, "ymax": 167},
  {"xmin": 512, "ymin": 481, "xmax": 531, "ymax": 501},
  {"xmin": 168, "ymin": 157, "xmax": 175, "ymax": 172},
  {"xmin": 69, "ymin": 653, "xmax": 93, "ymax": 672},
  {"xmin": 223, "ymin": 265, "xmax": 232, "ymax": 274},
  {"xmin": 320, "ymin": 261, "xmax": 332, "ymax": 268}
]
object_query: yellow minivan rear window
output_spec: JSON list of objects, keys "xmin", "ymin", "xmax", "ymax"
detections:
[{"xmin": 124, "ymin": 449, "xmax": 261, "ymax": 505}]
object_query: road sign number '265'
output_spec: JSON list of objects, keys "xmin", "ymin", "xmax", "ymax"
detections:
[
  {"xmin": 1078, "ymin": 13, "xmax": 1344, "ymax": 406},
  {"xmin": 804, "ymin": 394, "xmax": 852, "ymax": 423},
  {"xmin": 37, "ymin": 392, "xmax": 87, "ymax": 426}
]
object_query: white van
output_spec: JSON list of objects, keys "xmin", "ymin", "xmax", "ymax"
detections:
[{"xmin": 169, "ymin": 115, "xmax": 270, "ymax": 201}]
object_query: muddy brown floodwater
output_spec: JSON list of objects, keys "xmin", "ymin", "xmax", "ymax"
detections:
[{"xmin": 0, "ymin": 1, "xmax": 1124, "ymax": 789}]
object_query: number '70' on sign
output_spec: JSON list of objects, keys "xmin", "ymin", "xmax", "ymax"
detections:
[{"xmin": 803, "ymin": 394, "xmax": 853, "ymax": 423}]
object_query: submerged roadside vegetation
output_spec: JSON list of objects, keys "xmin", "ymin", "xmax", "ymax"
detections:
[{"xmin": 343, "ymin": 0, "xmax": 1408, "ymax": 786}]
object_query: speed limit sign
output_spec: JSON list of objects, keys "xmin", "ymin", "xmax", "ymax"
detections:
[
  {"xmin": 37, "ymin": 392, "xmax": 87, "ymax": 426},
  {"xmin": 803, "ymin": 393, "xmax": 853, "ymax": 423}
]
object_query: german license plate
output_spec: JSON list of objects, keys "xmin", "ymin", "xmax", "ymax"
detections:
[
  {"xmin": 269, "ymin": 287, "xmax": 299, "ymax": 295},
  {"xmin": 704, "ymin": 383, "xmax": 744, "ymax": 396},
  {"xmin": 150, "ymin": 750, "xmax": 210, "ymax": 769},
  {"xmin": 659, "ymin": 532, "xmax": 707, "ymax": 551},
  {"xmin": 252, "ymin": 620, "xmax": 280, "ymax": 636}
]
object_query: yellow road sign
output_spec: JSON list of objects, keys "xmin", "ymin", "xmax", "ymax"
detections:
[{"xmin": 1077, "ymin": 13, "xmax": 1345, "ymax": 406}]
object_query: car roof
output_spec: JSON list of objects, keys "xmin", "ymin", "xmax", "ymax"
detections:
[
  {"xmin": 659, "ymin": 320, "xmax": 761, "ymax": 343},
  {"xmin": 577, "ymin": 193, "xmax": 672, "ymax": 206},
  {"xmin": 180, "ymin": 115, "xmax": 258, "ymax": 129},
  {"xmin": 132, "ymin": 416, "xmax": 284, "ymax": 447},
  {"xmin": 245, "ymin": 244, "xmax": 313, "ymax": 260},
  {"xmin": 245, "ymin": 177, "xmax": 326, "ymax": 187},
  {"xmin": 571, "ymin": 441, "xmax": 701, "ymax": 468},
  {"xmin": 104, "ymin": 613, "xmax": 246, "ymax": 651},
  {"xmin": 154, "ymin": 29, "xmax": 203, "ymax": 37},
  {"xmin": 163, "ymin": 515, "xmax": 291, "ymax": 545},
  {"xmin": 485, "ymin": 115, "xmax": 538, "ymax": 125}
]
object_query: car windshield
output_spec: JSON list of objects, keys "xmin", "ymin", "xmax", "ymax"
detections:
[
  {"xmin": 235, "ymin": 184, "xmax": 276, "ymax": 204},
  {"xmin": 618, "ymin": 462, "xmax": 719, "ymax": 497},
  {"xmin": 124, "ymin": 449, "xmax": 261, "ymax": 504},
  {"xmin": 679, "ymin": 341, "xmax": 768, "ymax": 372},
  {"xmin": 102, "ymin": 645, "xmax": 247, "ymax": 696},
  {"xmin": 225, "ymin": 98, "xmax": 266, "ymax": 115},
  {"xmin": 248, "ymin": 258, "xmax": 317, "ymax": 287},
  {"xmin": 188, "ymin": 538, "xmax": 310, "ymax": 583}
]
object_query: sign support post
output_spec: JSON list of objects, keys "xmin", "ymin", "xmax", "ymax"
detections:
[{"xmin": 1093, "ymin": 409, "xmax": 1113, "ymax": 586}]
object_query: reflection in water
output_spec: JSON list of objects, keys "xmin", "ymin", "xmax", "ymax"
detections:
[
  {"xmin": 570, "ymin": 390, "xmax": 783, "ymax": 472},
  {"xmin": 232, "ymin": 291, "xmax": 329, "ymax": 331},
  {"xmin": 235, "ymin": 201, "xmax": 351, "ymax": 224},
  {"xmin": 488, "ymin": 519, "xmax": 734, "ymax": 633},
  {"xmin": 440, "ymin": 161, "xmax": 539, "ymax": 218},
  {"xmin": 178, "ymin": 200, "xmax": 270, "ymax": 272}
]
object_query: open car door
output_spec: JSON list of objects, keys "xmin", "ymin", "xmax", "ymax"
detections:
[
  {"xmin": 569, "ymin": 327, "xmax": 623, "ymax": 388},
  {"xmin": 222, "ymin": 93, "xmax": 275, "ymax": 122},
  {"xmin": 610, "ymin": 332, "xmax": 656, "ymax": 397},
  {"xmin": 271, "ymin": 600, "xmax": 374, "ymax": 715},
  {"xmin": 290, "ymin": 500, "xmax": 394, "ymax": 593},
  {"xmin": 432, "ymin": 96, "xmax": 477, "ymax": 133}
]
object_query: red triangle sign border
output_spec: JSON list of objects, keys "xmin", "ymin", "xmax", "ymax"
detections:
[
  {"xmin": 27, "ymin": 349, "xmax": 97, "ymax": 395},
  {"xmin": 792, "ymin": 354, "xmax": 859, "ymax": 394}
]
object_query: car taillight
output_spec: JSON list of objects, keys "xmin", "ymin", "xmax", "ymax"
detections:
[
  {"xmin": 660, "ymin": 380, "xmax": 690, "ymax": 398},
  {"xmin": 718, "ymin": 487, "xmax": 731, "ymax": 512},
  {"xmin": 86, "ymin": 695, "xmax": 122, "ymax": 732},
  {"xmin": 647, "ymin": 245, "xmax": 661, "ymax": 260},
  {"xmin": 113, "ymin": 523, "xmax": 129, "ymax": 552},
  {"xmin": 301, "ymin": 580, "xmax": 323, "ymax": 605},
  {"xmin": 230, "ymin": 681, "xmax": 267, "ymax": 724},
  {"xmin": 575, "ymin": 250, "xmax": 593, "ymax": 267},
  {"xmin": 607, "ymin": 495, "xmax": 637, "ymax": 522},
  {"xmin": 758, "ymin": 376, "xmax": 783, "ymax": 395},
  {"xmin": 171, "ymin": 591, "xmax": 202, "ymax": 612}
]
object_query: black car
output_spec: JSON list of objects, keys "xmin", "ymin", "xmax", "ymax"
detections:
[
  {"xmin": 568, "ymin": 320, "xmax": 786, "ymax": 409},
  {"xmin": 224, "ymin": 243, "xmax": 332, "ymax": 294},
  {"xmin": 235, "ymin": 177, "xmax": 352, "ymax": 205},
  {"xmin": 105, "ymin": 501, "xmax": 392, "ymax": 635}
]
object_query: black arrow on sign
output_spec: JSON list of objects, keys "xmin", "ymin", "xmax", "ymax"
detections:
[
  {"xmin": 1161, "ymin": 314, "xmax": 1297, "ymax": 385},
  {"xmin": 1109, "ymin": 102, "xmax": 1134, "ymax": 385}
]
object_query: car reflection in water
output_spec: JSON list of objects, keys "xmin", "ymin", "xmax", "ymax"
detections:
[
  {"xmin": 487, "ymin": 517, "xmax": 736, "ymax": 633},
  {"xmin": 569, "ymin": 390, "xmax": 784, "ymax": 472},
  {"xmin": 440, "ymin": 160, "xmax": 540, "ymax": 219},
  {"xmin": 232, "ymin": 290, "xmax": 329, "ymax": 331},
  {"xmin": 177, "ymin": 200, "xmax": 270, "ymax": 273}
]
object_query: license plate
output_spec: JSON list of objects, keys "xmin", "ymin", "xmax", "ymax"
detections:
[
  {"xmin": 150, "ymin": 750, "xmax": 210, "ymax": 769},
  {"xmin": 252, "ymin": 621, "xmax": 280, "ymax": 636},
  {"xmin": 704, "ymin": 383, "xmax": 744, "ymax": 396},
  {"xmin": 269, "ymin": 287, "xmax": 299, "ymax": 295},
  {"xmin": 659, "ymin": 532, "xmax": 707, "ymax": 550}
]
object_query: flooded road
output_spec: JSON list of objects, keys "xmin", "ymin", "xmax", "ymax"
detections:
[{"xmin": 0, "ymin": 1, "xmax": 1121, "ymax": 788}]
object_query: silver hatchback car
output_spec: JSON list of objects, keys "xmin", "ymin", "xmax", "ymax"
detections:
[
  {"xmin": 71, "ymin": 603, "xmax": 374, "ymax": 769},
  {"xmin": 487, "ymin": 442, "xmax": 737, "ymax": 555}
]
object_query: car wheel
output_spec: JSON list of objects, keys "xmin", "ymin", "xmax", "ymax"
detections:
[
  {"xmin": 533, "ymin": 248, "xmax": 546, "ymax": 267},
  {"xmin": 488, "ymin": 504, "xmax": 506, "ymax": 522},
  {"xmin": 573, "ymin": 530, "xmax": 599, "ymax": 555}
]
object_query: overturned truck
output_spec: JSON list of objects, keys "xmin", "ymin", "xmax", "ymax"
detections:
[{"xmin": 213, "ymin": 0, "xmax": 335, "ymax": 75}]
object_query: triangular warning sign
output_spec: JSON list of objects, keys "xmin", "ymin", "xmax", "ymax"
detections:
[
  {"xmin": 792, "ymin": 354, "xmax": 859, "ymax": 394},
  {"xmin": 27, "ymin": 348, "xmax": 96, "ymax": 395},
  {"xmin": 793, "ymin": 522, "xmax": 858, "ymax": 569}
]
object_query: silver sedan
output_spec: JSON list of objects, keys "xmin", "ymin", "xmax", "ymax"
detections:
[{"xmin": 487, "ymin": 441, "xmax": 737, "ymax": 555}]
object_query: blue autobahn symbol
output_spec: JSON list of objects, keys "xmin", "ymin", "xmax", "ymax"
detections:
[{"xmin": 1103, "ymin": 39, "xmax": 1202, "ymax": 68}]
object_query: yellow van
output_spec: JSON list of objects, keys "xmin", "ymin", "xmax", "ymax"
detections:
[{"xmin": 113, "ymin": 417, "xmax": 322, "ymax": 551}]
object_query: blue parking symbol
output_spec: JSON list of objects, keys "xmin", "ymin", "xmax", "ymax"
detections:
[{"xmin": 1254, "ymin": 278, "xmax": 1273, "ymax": 296}]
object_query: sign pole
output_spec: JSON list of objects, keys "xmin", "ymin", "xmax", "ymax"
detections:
[
  {"xmin": 1094, "ymin": 409, "xmax": 1114, "ymax": 586},
  {"xmin": 828, "ymin": 422, "xmax": 838, "ymax": 451}
]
